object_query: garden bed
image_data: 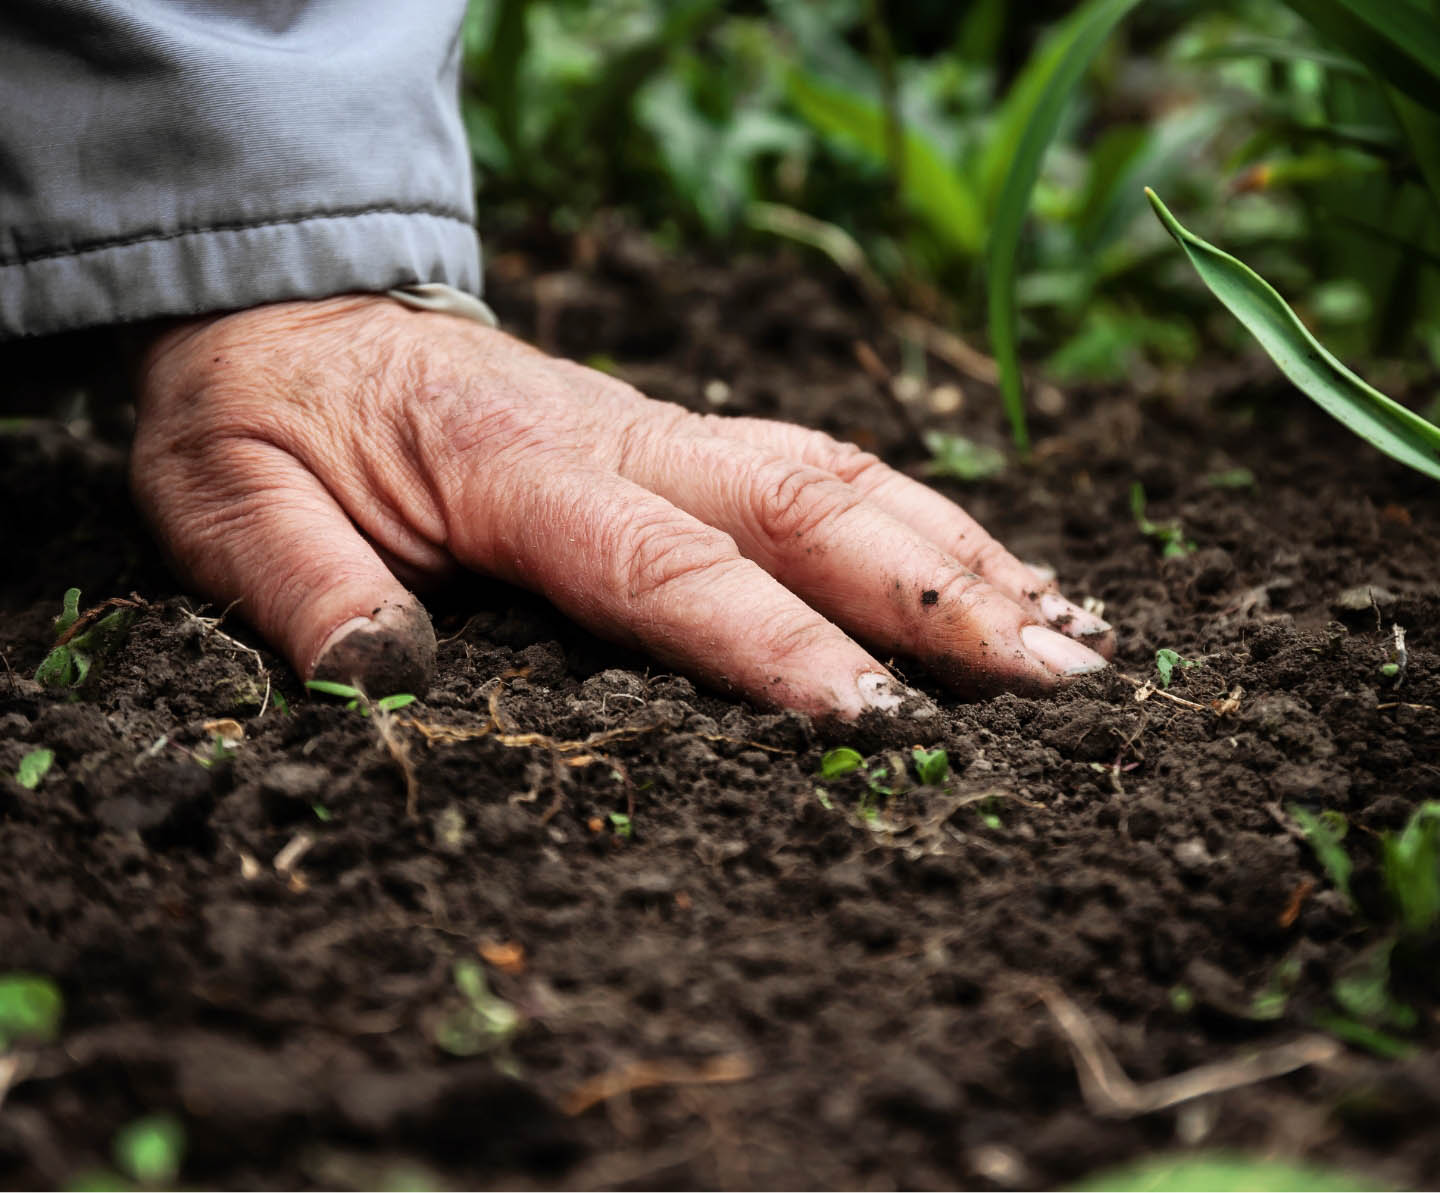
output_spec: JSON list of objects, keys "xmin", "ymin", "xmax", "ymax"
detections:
[{"xmin": 3, "ymin": 235, "xmax": 1439, "ymax": 1190}]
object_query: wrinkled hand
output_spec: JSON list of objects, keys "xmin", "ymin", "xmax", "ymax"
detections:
[{"xmin": 131, "ymin": 294, "xmax": 1111, "ymax": 718}]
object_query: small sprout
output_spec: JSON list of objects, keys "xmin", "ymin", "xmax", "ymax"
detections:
[
  {"xmin": 923, "ymin": 431, "xmax": 1006, "ymax": 481},
  {"xmin": 977, "ymin": 797, "xmax": 1003, "ymax": 830},
  {"xmin": 305, "ymin": 680, "xmax": 416, "ymax": 716},
  {"xmin": 1381, "ymin": 800, "xmax": 1440, "ymax": 938},
  {"xmin": 1206, "ymin": 466, "xmax": 1255, "ymax": 489},
  {"xmin": 270, "ymin": 689, "xmax": 291, "ymax": 716},
  {"xmin": 434, "ymin": 959, "xmax": 520, "ymax": 1057},
  {"xmin": 1333, "ymin": 939, "xmax": 1416, "ymax": 1032},
  {"xmin": 1168, "ymin": 985, "xmax": 1194, "ymax": 1014},
  {"xmin": 1383, "ymin": 623, "xmax": 1408, "ymax": 689},
  {"xmin": 1290, "ymin": 805, "xmax": 1354, "ymax": 908},
  {"xmin": 34, "ymin": 587, "xmax": 136, "ymax": 690},
  {"xmin": 608, "ymin": 812, "xmax": 633, "ymax": 839},
  {"xmin": 0, "ymin": 972, "xmax": 63, "ymax": 1049},
  {"xmin": 1380, "ymin": 662, "xmax": 1400, "ymax": 679},
  {"xmin": 1154, "ymin": 648, "xmax": 1200, "ymax": 689},
  {"xmin": 1129, "ymin": 482, "xmax": 1196, "ymax": 559},
  {"xmin": 816, "ymin": 788, "xmax": 834, "ymax": 811},
  {"xmin": 312, "ymin": 804, "xmax": 334, "ymax": 823},
  {"xmin": 911, "ymin": 746, "xmax": 950, "ymax": 786},
  {"xmin": 15, "ymin": 747, "xmax": 55, "ymax": 790},
  {"xmin": 113, "ymin": 1113, "xmax": 185, "ymax": 1187},
  {"xmin": 818, "ymin": 747, "xmax": 864, "ymax": 779}
]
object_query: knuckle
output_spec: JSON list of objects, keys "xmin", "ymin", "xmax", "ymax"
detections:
[
  {"xmin": 753, "ymin": 462, "xmax": 858, "ymax": 544},
  {"xmin": 965, "ymin": 533, "xmax": 1014, "ymax": 579},
  {"xmin": 756, "ymin": 609, "xmax": 841, "ymax": 667},
  {"xmin": 615, "ymin": 511, "xmax": 742, "ymax": 605},
  {"xmin": 928, "ymin": 567, "xmax": 995, "ymax": 617}
]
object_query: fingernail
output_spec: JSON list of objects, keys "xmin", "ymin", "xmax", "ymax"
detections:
[
  {"xmin": 1020, "ymin": 623, "xmax": 1109, "ymax": 677},
  {"xmin": 1027, "ymin": 563, "xmax": 1057, "ymax": 585},
  {"xmin": 857, "ymin": 671, "xmax": 905, "ymax": 712},
  {"xmin": 312, "ymin": 599, "xmax": 437, "ymax": 696},
  {"xmin": 1038, "ymin": 592, "xmax": 1112, "ymax": 638}
]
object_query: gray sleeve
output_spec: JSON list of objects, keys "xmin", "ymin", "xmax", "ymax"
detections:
[{"xmin": 0, "ymin": 0, "xmax": 480, "ymax": 341}]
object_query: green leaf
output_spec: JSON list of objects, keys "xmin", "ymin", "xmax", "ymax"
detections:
[
  {"xmin": 1313, "ymin": 1009, "xmax": 1417, "ymax": 1060},
  {"xmin": 608, "ymin": 812, "xmax": 633, "ymax": 838},
  {"xmin": 785, "ymin": 69, "xmax": 983, "ymax": 257},
  {"xmin": 1381, "ymin": 800, "xmax": 1440, "ymax": 937},
  {"xmin": 15, "ymin": 747, "xmax": 55, "ymax": 790},
  {"xmin": 912, "ymin": 747, "xmax": 950, "ymax": 786},
  {"xmin": 376, "ymin": 693, "xmax": 417, "ymax": 712},
  {"xmin": 112, "ymin": 1114, "xmax": 184, "ymax": 1187},
  {"xmin": 986, "ymin": 0, "xmax": 1146, "ymax": 449},
  {"xmin": 818, "ymin": 747, "xmax": 864, "ymax": 779},
  {"xmin": 1070, "ymin": 1151, "xmax": 1375, "ymax": 1191},
  {"xmin": 1290, "ymin": 804, "xmax": 1355, "ymax": 906},
  {"xmin": 1333, "ymin": 938, "xmax": 1416, "ymax": 1030},
  {"xmin": 1154, "ymin": 648, "xmax": 1199, "ymax": 690},
  {"xmin": 1147, "ymin": 189, "xmax": 1440, "ymax": 481},
  {"xmin": 1278, "ymin": 0, "xmax": 1440, "ymax": 115},
  {"xmin": 923, "ymin": 431, "xmax": 1007, "ymax": 481},
  {"xmin": 305, "ymin": 680, "xmax": 363, "ymax": 700},
  {"xmin": 0, "ymin": 972, "xmax": 63, "ymax": 1049},
  {"xmin": 54, "ymin": 588, "xmax": 81, "ymax": 636}
]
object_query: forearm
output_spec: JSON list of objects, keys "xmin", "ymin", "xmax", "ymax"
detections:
[{"xmin": 0, "ymin": 0, "xmax": 480, "ymax": 340}]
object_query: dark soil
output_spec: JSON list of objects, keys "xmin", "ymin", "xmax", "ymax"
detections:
[{"xmin": 4, "ymin": 227, "xmax": 1440, "ymax": 1190}]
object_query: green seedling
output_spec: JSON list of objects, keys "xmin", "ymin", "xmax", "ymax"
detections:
[
  {"xmin": 1250, "ymin": 951, "xmax": 1303, "ymax": 1021},
  {"xmin": 35, "ymin": 588, "xmax": 136, "ymax": 690},
  {"xmin": 433, "ymin": 959, "xmax": 520, "ymax": 1058},
  {"xmin": 1380, "ymin": 800, "xmax": 1440, "ymax": 938},
  {"xmin": 1129, "ymin": 483, "xmax": 1196, "ymax": 558},
  {"xmin": 977, "ymin": 798, "xmax": 1003, "ymax": 831},
  {"xmin": 1206, "ymin": 467, "xmax": 1256, "ymax": 490},
  {"xmin": 911, "ymin": 746, "xmax": 950, "ymax": 786},
  {"xmin": 817, "ymin": 748, "xmax": 894, "ymax": 824},
  {"xmin": 817, "ymin": 747, "xmax": 863, "ymax": 779},
  {"xmin": 1154, "ymin": 648, "xmax": 1200, "ymax": 689},
  {"xmin": 15, "ymin": 747, "xmax": 54, "ymax": 790},
  {"xmin": 1291, "ymin": 805, "xmax": 1354, "ymax": 907},
  {"xmin": 270, "ymin": 689, "xmax": 291, "ymax": 716},
  {"xmin": 1069, "ymin": 1150, "xmax": 1373, "ymax": 1191},
  {"xmin": 922, "ymin": 431, "xmax": 1006, "ymax": 482},
  {"xmin": 0, "ymin": 972, "xmax": 63, "ymax": 1050},
  {"xmin": 305, "ymin": 680, "xmax": 417, "ymax": 715},
  {"xmin": 608, "ymin": 811, "xmax": 633, "ymax": 838},
  {"xmin": 113, "ymin": 1114, "xmax": 185, "ymax": 1187},
  {"xmin": 1167, "ymin": 984, "xmax": 1194, "ymax": 1014},
  {"xmin": 312, "ymin": 804, "xmax": 333, "ymax": 823}
]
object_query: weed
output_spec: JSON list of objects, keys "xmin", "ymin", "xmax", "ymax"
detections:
[
  {"xmin": 113, "ymin": 1114, "xmax": 185, "ymax": 1187},
  {"xmin": 1129, "ymin": 484, "xmax": 1196, "ymax": 559},
  {"xmin": 1154, "ymin": 648, "xmax": 1200, "ymax": 689},
  {"xmin": 15, "ymin": 747, "xmax": 54, "ymax": 790},
  {"xmin": 0, "ymin": 972, "xmax": 63, "ymax": 1049},
  {"xmin": 304, "ymin": 680, "xmax": 416, "ymax": 714},
  {"xmin": 922, "ymin": 431, "xmax": 1006, "ymax": 482},
  {"xmin": 434, "ymin": 959, "xmax": 520, "ymax": 1060},
  {"xmin": 911, "ymin": 746, "xmax": 950, "ymax": 786},
  {"xmin": 34, "ymin": 588, "xmax": 136, "ymax": 690}
]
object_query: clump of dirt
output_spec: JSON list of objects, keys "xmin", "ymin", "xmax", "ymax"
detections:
[{"xmin": 3, "ymin": 224, "xmax": 1440, "ymax": 1189}]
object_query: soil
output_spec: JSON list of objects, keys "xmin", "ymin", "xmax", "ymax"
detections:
[{"xmin": 4, "ymin": 225, "xmax": 1440, "ymax": 1191}]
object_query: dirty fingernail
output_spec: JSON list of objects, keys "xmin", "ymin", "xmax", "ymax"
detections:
[
  {"xmin": 1020, "ymin": 623, "xmax": 1109, "ymax": 677},
  {"xmin": 856, "ymin": 671, "xmax": 906, "ymax": 712},
  {"xmin": 312, "ymin": 598, "xmax": 437, "ymax": 696},
  {"xmin": 1039, "ymin": 591, "xmax": 1111, "ymax": 638}
]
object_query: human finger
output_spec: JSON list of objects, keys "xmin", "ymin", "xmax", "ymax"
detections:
[
  {"xmin": 705, "ymin": 416, "xmax": 1114, "ymax": 656},
  {"xmin": 613, "ymin": 429, "xmax": 1107, "ymax": 696}
]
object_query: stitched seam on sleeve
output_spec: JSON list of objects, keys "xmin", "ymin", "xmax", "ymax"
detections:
[{"xmin": 0, "ymin": 204, "xmax": 475, "ymax": 267}]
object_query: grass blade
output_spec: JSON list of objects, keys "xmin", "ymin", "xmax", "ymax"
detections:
[
  {"xmin": 986, "ymin": 0, "xmax": 1146, "ymax": 449},
  {"xmin": 1147, "ymin": 188, "xmax": 1440, "ymax": 481},
  {"xmin": 1278, "ymin": 0, "xmax": 1440, "ymax": 114}
]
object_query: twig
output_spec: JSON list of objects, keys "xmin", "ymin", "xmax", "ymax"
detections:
[
  {"xmin": 1118, "ymin": 673, "xmax": 1212, "ymax": 713},
  {"xmin": 1035, "ymin": 981, "xmax": 1340, "ymax": 1117},
  {"xmin": 180, "ymin": 601, "xmax": 272, "ymax": 717},
  {"xmin": 561, "ymin": 1054, "xmax": 754, "ymax": 1117},
  {"xmin": 0, "ymin": 648, "xmax": 17, "ymax": 696},
  {"xmin": 54, "ymin": 593, "xmax": 147, "ymax": 647}
]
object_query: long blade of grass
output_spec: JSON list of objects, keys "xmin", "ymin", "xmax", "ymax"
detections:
[
  {"xmin": 785, "ymin": 69, "xmax": 983, "ymax": 257},
  {"xmin": 1279, "ymin": 0, "xmax": 1440, "ymax": 114},
  {"xmin": 1147, "ymin": 188, "xmax": 1440, "ymax": 481},
  {"xmin": 986, "ymin": 0, "xmax": 1146, "ymax": 449}
]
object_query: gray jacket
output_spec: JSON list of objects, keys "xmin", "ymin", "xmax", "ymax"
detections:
[{"xmin": 0, "ymin": 0, "xmax": 480, "ymax": 341}]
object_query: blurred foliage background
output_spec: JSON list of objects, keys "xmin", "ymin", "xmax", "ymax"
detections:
[{"xmin": 459, "ymin": 0, "xmax": 1440, "ymax": 438}]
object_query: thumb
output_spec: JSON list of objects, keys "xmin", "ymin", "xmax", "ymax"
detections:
[{"xmin": 131, "ymin": 437, "xmax": 436, "ymax": 696}]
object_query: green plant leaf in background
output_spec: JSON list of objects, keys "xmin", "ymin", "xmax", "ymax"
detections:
[
  {"xmin": 15, "ymin": 747, "xmax": 54, "ymax": 790},
  {"xmin": 818, "ymin": 747, "xmax": 864, "ymax": 779},
  {"xmin": 785, "ymin": 69, "xmax": 983, "ymax": 257},
  {"xmin": 986, "ymin": 0, "xmax": 1146, "ymax": 450},
  {"xmin": 0, "ymin": 972, "xmax": 63, "ymax": 1050},
  {"xmin": 112, "ymin": 1114, "xmax": 185, "ymax": 1187},
  {"xmin": 1381, "ymin": 800, "xmax": 1440, "ymax": 937},
  {"xmin": 1148, "ymin": 188, "xmax": 1440, "ymax": 481},
  {"xmin": 1069, "ymin": 1151, "xmax": 1375, "ymax": 1191},
  {"xmin": 1290, "ymin": 804, "xmax": 1355, "ymax": 906},
  {"xmin": 1277, "ymin": 0, "xmax": 1440, "ymax": 115}
]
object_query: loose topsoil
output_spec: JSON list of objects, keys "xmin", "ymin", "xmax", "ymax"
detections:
[{"xmin": 3, "ymin": 227, "xmax": 1440, "ymax": 1190}]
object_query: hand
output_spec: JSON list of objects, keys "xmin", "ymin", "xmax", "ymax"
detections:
[{"xmin": 131, "ymin": 294, "xmax": 1111, "ymax": 718}]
